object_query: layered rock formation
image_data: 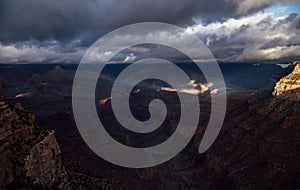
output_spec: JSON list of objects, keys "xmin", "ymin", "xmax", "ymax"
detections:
[
  {"xmin": 1, "ymin": 61, "xmax": 300, "ymax": 190},
  {"xmin": 0, "ymin": 81, "xmax": 70, "ymax": 190},
  {"xmin": 204, "ymin": 61, "xmax": 300, "ymax": 190},
  {"xmin": 273, "ymin": 61, "xmax": 300, "ymax": 101},
  {"xmin": 0, "ymin": 94, "xmax": 14, "ymax": 189}
]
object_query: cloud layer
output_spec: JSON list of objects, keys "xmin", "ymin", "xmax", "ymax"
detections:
[
  {"xmin": 188, "ymin": 11, "xmax": 300, "ymax": 62},
  {"xmin": 1, "ymin": 0, "xmax": 297, "ymax": 42},
  {"xmin": 0, "ymin": 0, "xmax": 299, "ymax": 63}
]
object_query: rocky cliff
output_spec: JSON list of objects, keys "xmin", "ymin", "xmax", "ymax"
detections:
[
  {"xmin": 0, "ymin": 82, "xmax": 70, "ymax": 190},
  {"xmin": 273, "ymin": 61, "xmax": 300, "ymax": 101},
  {"xmin": 204, "ymin": 61, "xmax": 300, "ymax": 190}
]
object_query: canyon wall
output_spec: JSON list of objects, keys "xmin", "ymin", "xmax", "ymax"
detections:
[
  {"xmin": 205, "ymin": 62, "xmax": 300, "ymax": 189},
  {"xmin": 273, "ymin": 61, "xmax": 300, "ymax": 100},
  {"xmin": 0, "ymin": 85, "xmax": 70, "ymax": 189}
]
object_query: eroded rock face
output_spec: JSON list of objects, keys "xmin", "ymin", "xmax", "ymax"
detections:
[
  {"xmin": 205, "ymin": 62, "xmax": 300, "ymax": 190},
  {"xmin": 0, "ymin": 86, "xmax": 70, "ymax": 189},
  {"xmin": 24, "ymin": 131, "xmax": 70, "ymax": 189},
  {"xmin": 273, "ymin": 61, "xmax": 300, "ymax": 100},
  {"xmin": 0, "ymin": 101, "xmax": 14, "ymax": 190}
]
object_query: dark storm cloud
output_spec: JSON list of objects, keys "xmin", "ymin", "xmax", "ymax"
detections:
[
  {"xmin": 1, "ymin": 11, "xmax": 299, "ymax": 64},
  {"xmin": 0, "ymin": 0, "xmax": 296, "ymax": 43},
  {"xmin": 0, "ymin": 0, "xmax": 299, "ymax": 64},
  {"xmin": 172, "ymin": 6, "xmax": 300, "ymax": 63}
]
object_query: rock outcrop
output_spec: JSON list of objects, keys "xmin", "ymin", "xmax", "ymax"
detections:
[
  {"xmin": 273, "ymin": 61, "xmax": 300, "ymax": 100},
  {"xmin": 204, "ymin": 61, "xmax": 300, "ymax": 190},
  {"xmin": 0, "ymin": 82, "xmax": 70, "ymax": 189},
  {"xmin": 0, "ymin": 101, "xmax": 14, "ymax": 190}
]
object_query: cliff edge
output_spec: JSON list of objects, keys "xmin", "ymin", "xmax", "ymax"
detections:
[
  {"xmin": 0, "ymin": 81, "xmax": 70, "ymax": 190},
  {"xmin": 273, "ymin": 61, "xmax": 300, "ymax": 101}
]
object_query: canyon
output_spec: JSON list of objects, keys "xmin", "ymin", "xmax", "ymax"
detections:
[{"xmin": 0, "ymin": 61, "xmax": 299, "ymax": 189}]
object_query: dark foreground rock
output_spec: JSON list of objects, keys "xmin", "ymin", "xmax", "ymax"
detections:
[{"xmin": 0, "ymin": 81, "xmax": 70, "ymax": 190}]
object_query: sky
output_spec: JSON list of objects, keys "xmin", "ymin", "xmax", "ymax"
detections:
[{"xmin": 0, "ymin": 0, "xmax": 299, "ymax": 64}]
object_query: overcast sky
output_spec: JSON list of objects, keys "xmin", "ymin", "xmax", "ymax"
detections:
[{"xmin": 0, "ymin": 0, "xmax": 299, "ymax": 64}]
